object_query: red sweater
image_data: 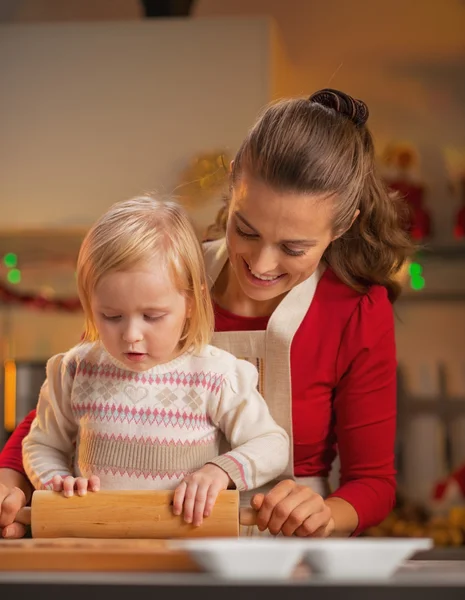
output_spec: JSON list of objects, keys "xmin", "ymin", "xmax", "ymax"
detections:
[{"xmin": 0, "ymin": 268, "xmax": 396, "ymax": 534}]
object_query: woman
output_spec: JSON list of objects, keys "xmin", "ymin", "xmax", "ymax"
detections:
[{"xmin": 0, "ymin": 88, "xmax": 412, "ymax": 539}]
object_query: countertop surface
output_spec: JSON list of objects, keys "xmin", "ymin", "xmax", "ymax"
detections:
[{"xmin": 1, "ymin": 548, "xmax": 465, "ymax": 586}]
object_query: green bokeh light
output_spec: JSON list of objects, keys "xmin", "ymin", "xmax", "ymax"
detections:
[
  {"xmin": 410, "ymin": 275, "xmax": 425, "ymax": 291},
  {"xmin": 3, "ymin": 253, "xmax": 18, "ymax": 268},
  {"xmin": 7, "ymin": 269, "xmax": 21, "ymax": 284},
  {"xmin": 408, "ymin": 262, "xmax": 422, "ymax": 277}
]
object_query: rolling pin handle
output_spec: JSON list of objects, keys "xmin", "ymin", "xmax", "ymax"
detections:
[
  {"xmin": 15, "ymin": 507, "xmax": 32, "ymax": 526},
  {"xmin": 238, "ymin": 507, "xmax": 258, "ymax": 527}
]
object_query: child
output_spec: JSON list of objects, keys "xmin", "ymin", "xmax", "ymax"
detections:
[{"xmin": 22, "ymin": 196, "xmax": 289, "ymax": 527}]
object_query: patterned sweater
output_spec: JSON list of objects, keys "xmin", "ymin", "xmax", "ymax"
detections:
[{"xmin": 22, "ymin": 342, "xmax": 289, "ymax": 492}]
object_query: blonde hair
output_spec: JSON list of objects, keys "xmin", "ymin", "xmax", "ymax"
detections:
[{"xmin": 77, "ymin": 195, "xmax": 214, "ymax": 354}]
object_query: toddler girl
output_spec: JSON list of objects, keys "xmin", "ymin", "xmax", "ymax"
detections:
[{"xmin": 22, "ymin": 196, "xmax": 289, "ymax": 527}]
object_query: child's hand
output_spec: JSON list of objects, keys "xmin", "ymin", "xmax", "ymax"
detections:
[
  {"xmin": 172, "ymin": 464, "xmax": 232, "ymax": 526},
  {"xmin": 51, "ymin": 475, "xmax": 100, "ymax": 497}
]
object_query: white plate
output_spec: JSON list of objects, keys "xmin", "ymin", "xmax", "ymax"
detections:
[
  {"xmin": 302, "ymin": 537, "xmax": 434, "ymax": 580},
  {"xmin": 171, "ymin": 538, "xmax": 308, "ymax": 580}
]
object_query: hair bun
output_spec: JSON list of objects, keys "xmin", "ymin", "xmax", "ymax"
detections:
[{"xmin": 309, "ymin": 88, "xmax": 369, "ymax": 126}]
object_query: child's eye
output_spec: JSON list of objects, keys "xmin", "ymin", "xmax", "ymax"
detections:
[
  {"xmin": 102, "ymin": 314, "xmax": 121, "ymax": 321},
  {"xmin": 144, "ymin": 315, "xmax": 164, "ymax": 322}
]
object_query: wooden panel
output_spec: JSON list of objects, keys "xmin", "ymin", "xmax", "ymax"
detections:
[{"xmin": 0, "ymin": 538, "xmax": 200, "ymax": 572}]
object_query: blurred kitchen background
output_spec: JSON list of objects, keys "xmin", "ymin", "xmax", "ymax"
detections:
[{"xmin": 1, "ymin": 0, "xmax": 465, "ymax": 542}]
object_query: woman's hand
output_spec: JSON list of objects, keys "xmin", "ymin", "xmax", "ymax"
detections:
[
  {"xmin": 51, "ymin": 474, "xmax": 100, "ymax": 497},
  {"xmin": 251, "ymin": 479, "xmax": 335, "ymax": 537},
  {"xmin": 0, "ymin": 482, "xmax": 27, "ymax": 539},
  {"xmin": 172, "ymin": 464, "xmax": 232, "ymax": 527}
]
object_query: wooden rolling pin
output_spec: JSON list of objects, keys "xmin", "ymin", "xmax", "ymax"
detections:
[{"xmin": 15, "ymin": 489, "xmax": 257, "ymax": 539}]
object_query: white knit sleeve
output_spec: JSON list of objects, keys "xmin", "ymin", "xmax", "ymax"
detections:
[
  {"xmin": 22, "ymin": 352, "xmax": 78, "ymax": 489},
  {"xmin": 207, "ymin": 358, "xmax": 289, "ymax": 491}
]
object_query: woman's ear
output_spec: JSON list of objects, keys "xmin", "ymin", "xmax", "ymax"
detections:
[
  {"xmin": 348, "ymin": 208, "xmax": 360, "ymax": 231},
  {"xmin": 331, "ymin": 209, "xmax": 360, "ymax": 241},
  {"xmin": 229, "ymin": 160, "xmax": 234, "ymax": 173}
]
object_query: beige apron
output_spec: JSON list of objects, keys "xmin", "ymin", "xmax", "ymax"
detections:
[{"xmin": 204, "ymin": 240, "xmax": 330, "ymax": 535}]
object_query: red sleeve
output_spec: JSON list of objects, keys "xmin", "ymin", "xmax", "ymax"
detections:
[
  {"xmin": 329, "ymin": 286, "xmax": 397, "ymax": 535},
  {"xmin": 0, "ymin": 409, "xmax": 36, "ymax": 476}
]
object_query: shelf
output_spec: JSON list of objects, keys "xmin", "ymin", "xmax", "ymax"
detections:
[
  {"xmin": 398, "ymin": 292, "xmax": 465, "ymax": 303},
  {"xmin": 398, "ymin": 400, "xmax": 465, "ymax": 423},
  {"xmin": 0, "ymin": 228, "xmax": 88, "ymax": 267},
  {"xmin": 413, "ymin": 244, "xmax": 465, "ymax": 260}
]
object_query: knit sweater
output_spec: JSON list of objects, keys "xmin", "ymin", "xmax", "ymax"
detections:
[{"xmin": 22, "ymin": 342, "xmax": 289, "ymax": 492}]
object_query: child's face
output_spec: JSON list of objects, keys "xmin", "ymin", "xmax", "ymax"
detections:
[{"xmin": 91, "ymin": 259, "xmax": 191, "ymax": 371}]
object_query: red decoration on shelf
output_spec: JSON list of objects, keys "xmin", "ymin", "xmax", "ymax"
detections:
[
  {"xmin": 454, "ymin": 176, "xmax": 465, "ymax": 239},
  {"xmin": 382, "ymin": 145, "xmax": 432, "ymax": 241},
  {"xmin": 0, "ymin": 281, "xmax": 81, "ymax": 312},
  {"xmin": 455, "ymin": 209, "xmax": 465, "ymax": 239},
  {"xmin": 411, "ymin": 205, "xmax": 432, "ymax": 241}
]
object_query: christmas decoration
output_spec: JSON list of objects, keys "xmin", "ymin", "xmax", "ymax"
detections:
[
  {"xmin": 363, "ymin": 492, "xmax": 465, "ymax": 547},
  {"xmin": 176, "ymin": 150, "xmax": 230, "ymax": 208},
  {"xmin": 203, "ymin": 193, "xmax": 229, "ymax": 242},
  {"xmin": 381, "ymin": 143, "xmax": 432, "ymax": 241},
  {"xmin": 454, "ymin": 175, "xmax": 465, "ymax": 239},
  {"xmin": 0, "ymin": 280, "xmax": 81, "ymax": 312}
]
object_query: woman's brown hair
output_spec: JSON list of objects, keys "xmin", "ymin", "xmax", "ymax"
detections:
[{"xmin": 225, "ymin": 89, "xmax": 414, "ymax": 302}]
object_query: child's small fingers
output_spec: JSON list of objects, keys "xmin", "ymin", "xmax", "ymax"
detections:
[
  {"xmin": 51, "ymin": 476, "xmax": 64, "ymax": 492},
  {"xmin": 192, "ymin": 486, "xmax": 209, "ymax": 526},
  {"xmin": 203, "ymin": 488, "xmax": 220, "ymax": 518},
  {"xmin": 62, "ymin": 476, "xmax": 76, "ymax": 497},
  {"xmin": 75, "ymin": 478, "xmax": 89, "ymax": 496},
  {"xmin": 172, "ymin": 481, "xmax": 187, "ymax": 516},
  {"xmin": 88, "ymin": 475, "xmax": 100, "ymax": 492},
  {"xmin": 182, "ymin": 483, "xmax": 198, "ymax": 524}
]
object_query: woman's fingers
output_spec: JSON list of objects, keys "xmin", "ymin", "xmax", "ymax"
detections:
[
  {"xmin": 251, "ymin": 480, "xmax": 333, "ymax": 537},
  {"xmin": 254, "ymin": 480, "xmax": 312, "ymax": 533},
  {"xmin": 293, "ymin": 507, "xmax": 333, "ymax": 537},
  {"xmin": 0, "ymin": 485, "xmax": 26, "ymax": 528},
  {"xmin": 1, "ymin": 521, "xmax": 27, "ymax": 539}
]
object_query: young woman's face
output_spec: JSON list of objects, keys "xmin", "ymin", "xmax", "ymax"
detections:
[{"xmin": 226, "ymin": 173, "xmax": 335, "ymax": 303}]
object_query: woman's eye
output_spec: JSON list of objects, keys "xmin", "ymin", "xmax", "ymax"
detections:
[
  {"xmin": 282, "ymin": 246, "xmax": 307, "ymax": 257},
  {"xmin": 235, "ymin": 221, "xmax": 307, "ymax": 257},
  {"xmin": 235, "ymin": 225, "xmax": 258, "ymax": 239}
]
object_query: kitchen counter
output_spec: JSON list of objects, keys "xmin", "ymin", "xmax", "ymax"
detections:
[{"xmin": 1, "ymin": 549, "xmax": 465, "ymax": 600}]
